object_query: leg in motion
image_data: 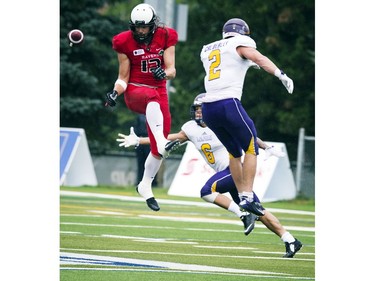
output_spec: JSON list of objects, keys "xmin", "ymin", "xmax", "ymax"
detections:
[
  {"xmin": 258, "ymin": 210, "xmax": 303, "ymax": 258},
  {"xmin": 136, "ymin": 152, "xmax": 162, "ymax": 211},
  {"xmin": 145, "ymin": 101, "xmax": 179, "ymax": 158}
]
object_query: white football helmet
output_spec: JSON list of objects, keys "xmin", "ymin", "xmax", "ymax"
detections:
[{"xmin": 129, "ymin": 4, "xmax": 158, "ymax": 44}]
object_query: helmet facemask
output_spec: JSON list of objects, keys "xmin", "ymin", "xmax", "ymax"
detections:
[
  {"xmin": 190, "ymin": 105, "xmax": 204, "ymax": 126},
  {"xmin": 190, "ymin": 93, "xmax": 206, "ymax": 126}
]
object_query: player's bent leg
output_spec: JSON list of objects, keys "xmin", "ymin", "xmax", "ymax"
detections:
[
  {"xmin": 202, "ymin": 189, "xmax": 257, "ymax": 236},
  {"xmin": 258, "ymin": 210, "xmax": 302, "ymax": 258},
  {"xmin": 258, "ymin": 210, "xmax": 286, "ymax": 236}
]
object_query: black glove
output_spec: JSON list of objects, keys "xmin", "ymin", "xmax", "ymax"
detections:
[
  {"xmin": 151, "ymin": 66, "xmax": 166, "ymax": 80},
  {"xmin": 105, "ymin": 90, "xmax": 118, "ymax": 107}
]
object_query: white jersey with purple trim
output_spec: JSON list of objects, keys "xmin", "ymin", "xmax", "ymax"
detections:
[
  {"xmin": 200, "ymin": 35, "xmax": 258, "ymax": 102},
  {"xmin": 181, "ymin": 120, "xmax": 229, "ymax": 172}
]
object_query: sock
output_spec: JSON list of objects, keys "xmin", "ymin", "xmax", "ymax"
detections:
[
  {"xmin": 145, "ymin": 102, "xmax": 166, "ymax": 144},
  {"xmin": 228, "ymin": 201, "xmax": 243, "ymax": 217},
  {"xmin": 137, "ymin": 153, "xmax": 162, "ymax": 199},
  {"xmin": 239, "ymin": 192, "xmax": 254, "ymax": 202},
  {"xmin": 281, "ymin": 232, "xmax": 295, "ymax": 243}
]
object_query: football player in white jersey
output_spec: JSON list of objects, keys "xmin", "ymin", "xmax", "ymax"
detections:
[
  {"xmin": 117, "ymin": 94, "xmax": 302, "ymax": 258},
  {"xmin": 199, "ymin": 18, "xmax": 294, "ymax": 218}
]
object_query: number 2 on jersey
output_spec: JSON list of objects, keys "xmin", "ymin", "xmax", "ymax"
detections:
[{"xmin": 208, "ymin": 49, "xmax": 221, "ymax": 81}]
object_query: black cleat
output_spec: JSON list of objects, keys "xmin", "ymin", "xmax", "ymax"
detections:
[
  {"xmin": 146, "ymin": 197, "xmax": 160, "ymax": 211},
  {"xmin": 159, "ymin": 139, "xmax": 180, "ymax": 158},
  {"xmin": 283, "ymin": 239, "xmax": 303, "ymax": 258},
  {"xmin": 165, "ymin": 139, "xmax": 180, "ymax": 152},
  {"xmin": 239, "ymin": 199, "xmax": 265, "ymax": 216},
  {"xmin": 136, "ymin": 186, "xmax": 160, "ymax": 212},
  {"xmin": 240, "ymin": 212, "xmax": 258, "ymax": 236}
]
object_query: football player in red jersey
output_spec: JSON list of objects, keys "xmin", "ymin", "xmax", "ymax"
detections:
[{"xmin": 105, "ymin": 3, "xmax": 179, "ymax": 211}]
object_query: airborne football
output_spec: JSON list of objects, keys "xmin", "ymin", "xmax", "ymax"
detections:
[{"xmin": 67, "ymin": 29, "xmax": 84, "ymax": 46}]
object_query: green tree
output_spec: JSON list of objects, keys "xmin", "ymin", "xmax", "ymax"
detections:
[
  {"xmin": 60, "ymin": 0, "xmax": 314, "ymax": 160},
  {"xmin": 172, "ymin": 0, "xmax": 315, "ymax": 159},
  {"xmin": 60, "ymin": 0, "xmax": 134, "ymax": 153}
]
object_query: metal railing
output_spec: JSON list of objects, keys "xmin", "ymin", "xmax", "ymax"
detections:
[{"xmin": 295, "ymin": 128, "xmax": 315, "ymax": 195}]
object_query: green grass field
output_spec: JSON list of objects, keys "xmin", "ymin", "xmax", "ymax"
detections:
[{"xmin": 60, "ymin": 186, "xmax": 315, "ymax": 280}]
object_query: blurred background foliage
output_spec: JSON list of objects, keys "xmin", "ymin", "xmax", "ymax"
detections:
[{"xmin": 60, "ymin": 0, "xmax": 314, "ymax": 160}]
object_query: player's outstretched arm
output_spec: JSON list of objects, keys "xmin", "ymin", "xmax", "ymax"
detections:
[
  {"xmin": 239, "ymin": 46, "xmax": 294, "ymax": 94},
  {"xmin": 116, "ymin": 129, "xmax": 189, "ymax": 148},
  {"xmin": 117, "ymin": 127, "xmax": 141, "ymax": 147},
  {"xmin": 257, "ymin": 137, "xmax": 286, "ymax": 160}
]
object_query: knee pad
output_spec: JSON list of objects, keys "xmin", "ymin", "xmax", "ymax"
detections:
[{"xmin": 201, "ymin": 192, "xmax": 219, "ymax": 203}]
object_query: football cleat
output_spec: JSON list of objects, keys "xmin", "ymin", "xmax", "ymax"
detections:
[
  {"xmin": 283, "ymin": 239, "xmax": 303, "ymax": 258},
  {"xmin": 239, "ymin": 199, "xmax": 265, "ymax": 216},
  {"xmin": 136, "ymin": 185, "xmax": 159, "ymax": 211},
  {"xmin": 158, "ymin": 139, "xmax": 180, "ymax": 158},
  {"xmin": 146, "ymin": 197, "xmax": 160, "ymax": 211},
  {"xmin": 240, "ymin": 212, "xmax": 258, "ymax": 236}
]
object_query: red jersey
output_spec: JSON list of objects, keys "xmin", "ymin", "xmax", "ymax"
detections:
[{"xmin": 112, "ymin": 27, "xmax": 178, "ymax": 88}]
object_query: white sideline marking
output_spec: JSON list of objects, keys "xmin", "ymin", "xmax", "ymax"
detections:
[
  {"xmin": 60, "ymin": 218, "xmax": 315, "ymax": 233},
  {"xmin": 60, "ymin": 268, "xmax": 315, "ymax": 280},
  {"xmin": 253, "ymin": 251, "xmax": 315, "ymax": 256},
  {"xmin": 60, "ymin": 190, "xmax": 315, "ymax": 216},
  {"xmin": 101, "ymin": 234, "xmax": 198, "ymax": 244},
  {"xmin": 60, "ymin": 252, "xmax": 289, "ymax": 276},
  {"xmin": 60, "ymin": 231, "xmax": 81, "ymax": 234},
  {"xmin": 139, "ymin": 215, "xmax": 315, "ymax": 232},
  {"xmin": 61, "ymin": 248, "xmax": 315, "ymax": 262},
  {"xmin": 88, "ymin": 210, "xmax": 128, "ymax": 216},
  {"xmin": 194, "ymin": 245, "xmax": 257, "ymax": 250}
]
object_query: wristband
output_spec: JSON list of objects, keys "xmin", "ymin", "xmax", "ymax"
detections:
[
  {"xmin": 274, "ymin": 69, "xmax": 283, "ymax": 78},
  {"xmin": 135, "ymin": 137, "xmax": 140, "ymax": 148},
  {"xmin": 274, "ymin": 69, "xmax": 286, "ymax": 78},
  {"xmin": 109, "ymin": 90, "xmax": 118, "ymax": 100},
  {"xmin": 115, "ymin": 79, "xmax": 128, "ymax": 91}
]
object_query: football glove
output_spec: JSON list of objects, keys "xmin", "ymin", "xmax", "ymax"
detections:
[
  {"xmin": 105, "ymin": 90, "xmax": 118, "ymax": 107},
  {"xmin": 278, "ymin": 71, "xmax": 294, "ymax": 94},
  {"xmin": 264, "ymin": 146, "xmax": 286, "ymax": 161},
  {"xmin": 116, "ymin": 127, "xmax": 140, "ymax": 148},
  {"xmin": 151, "ymin": 66, "xmax": 166, "ymax": 80}
]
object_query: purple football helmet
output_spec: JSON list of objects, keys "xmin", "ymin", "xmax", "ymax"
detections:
[
  {"xmin": 190, "ymin": 93, "xmax": 205, "ymax": 126},
  {"xmin": 222, "ymin": 18, "xmax": 250, "ymax": 39}
]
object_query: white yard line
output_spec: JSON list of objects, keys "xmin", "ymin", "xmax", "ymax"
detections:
[
  {"xmin": 60, "ymin": 190, "xmax": 315, "ymax": 216},
  {"xmin": 139, "ymin": 214, "xmax": 315, "ymax": 232}
]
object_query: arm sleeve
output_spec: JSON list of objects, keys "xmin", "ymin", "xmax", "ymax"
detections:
[{"xmin": 235, "ymin": 35, "xmax": 257, "ymax": 49}]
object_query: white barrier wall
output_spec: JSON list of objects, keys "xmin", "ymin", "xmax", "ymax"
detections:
[
  {"xmin": 60, "ymin": 127, "xmax": 98, "ymax": 186},
  {"xmin": 168, "ymin": 141, "xmax": 296, "ymax": 202}
]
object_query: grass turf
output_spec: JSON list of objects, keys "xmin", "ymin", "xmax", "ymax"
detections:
[{"xmin": 60, "ymin": 185, "xmax": 315, "ymax": 280}]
